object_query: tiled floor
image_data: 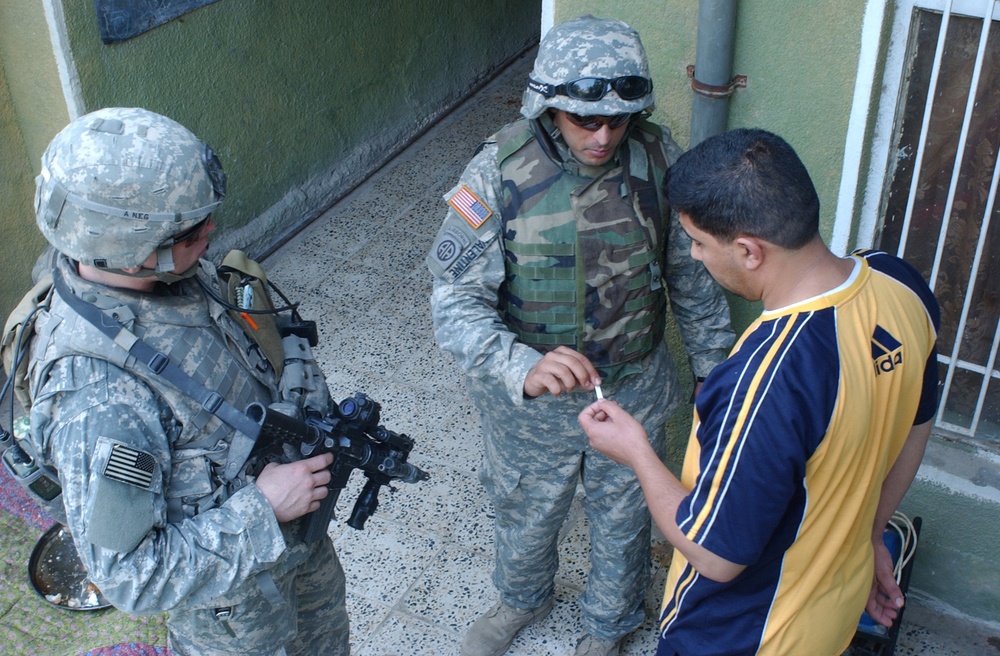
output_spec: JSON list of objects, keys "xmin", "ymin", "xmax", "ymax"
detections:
[{"xmin": 261, "ymin": 49, "xmax": 998, "ymax": 656}]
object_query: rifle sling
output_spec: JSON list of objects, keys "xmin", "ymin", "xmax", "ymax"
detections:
[{"xmin": 52, "ymin": 268, "xmax": 260, "ymax": 481}]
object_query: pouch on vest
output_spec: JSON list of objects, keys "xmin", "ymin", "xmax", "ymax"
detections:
[
  {"xmin": 218, "ymin": 250, "xmax": 329, "ymax": 415},
  {"xmin": 2, "ymin": 274, "xmax": 54, "ymax": 410},
  {"xmin": 1, "ymin": 274, "xmax": 67, "ymax": 524},
  {"xmin": 218, "ymin": 251, "xmax": 285, "ymax": 378}
]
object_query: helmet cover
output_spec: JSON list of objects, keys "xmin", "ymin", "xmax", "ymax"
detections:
[
  {"xmin": 35, "ymin": 107, "xmax": 225, "ymax": 271},
  {"xmin": 521, "ymin": 15, "xmax": 654, "ymax": 119}
]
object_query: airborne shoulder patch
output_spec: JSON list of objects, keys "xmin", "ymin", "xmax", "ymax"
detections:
[{"xmin": 448, "ymin": 185, "xmax": 493, "ymax": 229}]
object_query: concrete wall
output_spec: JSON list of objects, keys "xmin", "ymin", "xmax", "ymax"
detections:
[
  {"xmin": 0, "ymin": 0, "xmax": 541, "ymax": 317},
  {"xmin": 553, "ymin": 0, "xmax": 1000, "ymax": 626},
  {"xmin": 901, "ymin": 440, "xmax": 1000, "ymax": 620}
]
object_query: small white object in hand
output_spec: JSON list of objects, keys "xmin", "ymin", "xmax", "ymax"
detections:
[{"xmin": 595, "ymin": 385, "xmax": 604, "ymax": 401}]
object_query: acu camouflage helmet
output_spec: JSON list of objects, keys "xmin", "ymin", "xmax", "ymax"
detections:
[
  {"xmin": 521, "ymin": 15, "xmax": 655, "ymax": 120},
  {"xmin": 35, "ymin": 107, "xmax": 225, "ymax": 272}
]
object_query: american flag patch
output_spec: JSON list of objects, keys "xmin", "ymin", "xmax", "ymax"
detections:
[
  {"xmin": 104, "ymin": 444, "xmax": 156, "ymax": 489},
  {"xmin": 448, "ymin": 185, "xmax": 492, "ymax": 229}
]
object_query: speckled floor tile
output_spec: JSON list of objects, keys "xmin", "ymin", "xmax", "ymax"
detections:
[
  {"xmin": 390, "ymin": 340, "xmax": 468, "ymax": 395},
  {"xmin": 368, "ymin": 160, "xmax": 445, "ymax": 213},
  {"xmin": 269, "ymin": 209, "xmax": 375, "ymax": 269},
  {"xmin": 365, "ymin": 461, "xmax": 484, "ymax": 540},
  {"xmin": 335, "ymin": 517, "xmax": 440, "ymax": 607},
  {"xmin": 313, "ymin": 258, "xmax": 398, "ymax": 315},
  {"xmin": 345, "ymin": 591, "xmax": 394, "ymax": 650},
  {"xmin": 448, "ymin": 496, "xmax": 496, "ymax": 556},
  {"xmin": 366, "ymin": 270, "xmax": 435, "ymax": 331},
  {"xmin": 400, "ymin": 545, "xmax": 496, "ymax": 631},
  {"xmin": 354, "ymin": 610, "xmax": 463, "ymax": 656},
  {"xmin": 400, "ymin": 181, "xmax": 452, "ymax": 237},
  {"xmin": 350, "ymin": 225, "xmax": 433, "ymax": 279}
]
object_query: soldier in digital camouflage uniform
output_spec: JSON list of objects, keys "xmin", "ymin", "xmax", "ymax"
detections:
[
  {"xmin": 22, "ymin": 108, "xmax": 350, "ymax": 655},
  {"xmin": 427, "ymin": 15, "xmax": 735, "ymax": 656}
]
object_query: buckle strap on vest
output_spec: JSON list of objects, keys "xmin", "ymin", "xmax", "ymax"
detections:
[
  {"xmin": 255, "ymin": 570, "xmax": 287, "ymax": 608},
  {"xmin": 52, "ymin": 269, "xmax": 260, "ymax": 482}
]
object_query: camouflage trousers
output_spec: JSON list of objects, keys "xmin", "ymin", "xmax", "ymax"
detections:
[
  {"xmin": 468, "ymin": 342, "xmax": 680, "ymax": 642},
  {"xmin": 166, "ymin": 535, "xmax": 350, "ymax": 656}
]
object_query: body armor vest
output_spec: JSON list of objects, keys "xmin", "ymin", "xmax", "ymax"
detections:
[
  {"xmin": 28, "ymin": 259, "xmax": 277, "ymax": 521},
  {"xmin": 495, "ymin": 119, "xmax": 669, "ymax": 374}
]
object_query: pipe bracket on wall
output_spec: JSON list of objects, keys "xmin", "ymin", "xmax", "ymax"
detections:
[{"xmin": 686, "ymin": 65, "xmax": 747, "ymax": 99}]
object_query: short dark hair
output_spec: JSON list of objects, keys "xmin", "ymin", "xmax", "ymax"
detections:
[{"xmin": 665, "ymin": 128, "xmax": 820, "ymax": 249}]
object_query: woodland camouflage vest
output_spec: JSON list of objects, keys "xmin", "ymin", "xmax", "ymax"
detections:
[{"xmin": 495, "ymin": 119, "xmax": 669, "ymax": 375}]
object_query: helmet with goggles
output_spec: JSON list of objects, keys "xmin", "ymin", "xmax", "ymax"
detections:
[
  {"xmin": 521, "ymin": 15, "xmax": 654, "ymax": 120},
  {"xmin": 35, "ymin": 107, "xmax": 226, "ymax": 274}
]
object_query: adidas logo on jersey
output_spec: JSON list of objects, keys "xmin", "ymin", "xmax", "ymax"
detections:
[{"xmin": 872, "ymin": 325, "xmax": 903, "ymax": 375}]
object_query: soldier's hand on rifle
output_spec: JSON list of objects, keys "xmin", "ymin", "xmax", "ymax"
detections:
[
  {"xmin": 524, "ymin": 345, "xmax": 600, "ymax": 398},
  {"xmin": 256, "ymin": 452, "xmax": 334, "ymax": 522}
]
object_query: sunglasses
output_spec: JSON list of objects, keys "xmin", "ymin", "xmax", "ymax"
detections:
[
  {"xmin": 162, "ymin": 217, "xmax": 211, "ymax": 248},
  {"xmin": 564, "ymin": 112, "xmax": 635, "ymax": 131},
  {"xmin": 528, "ymin": 76, "xmax": 652, "ymax": 101}
]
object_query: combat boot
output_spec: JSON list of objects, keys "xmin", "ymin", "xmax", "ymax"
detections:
[
  {"xmin": 460, "ymin": 597, "xmax": 554, "ymax": 656},
  {"xmin": 574, "ymin": 634, "xmax": 621, "ymax": 656}
]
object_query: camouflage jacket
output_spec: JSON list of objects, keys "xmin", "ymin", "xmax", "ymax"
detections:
[
  {"xmin": 494, "ymin": 118, "xmax": 670, "ymax": 377},
  {"xmin": 26, "ymin": 255, "xmax": 315, "ymax": 615},
  {"xmin": 428, "ymin": 117, "xmax": 735, "ymax": 404}
]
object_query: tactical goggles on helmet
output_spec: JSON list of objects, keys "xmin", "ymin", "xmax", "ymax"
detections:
[
  {"xmin": 202, "ymin": 144, "xmax": 226, "ymax": 200},
  {"xmin": 564, "ymin": 112, "xmax": 635, "ymax": 131},
  {"xmin": 527, "ymin": 76, "xmax": 653, "ymax": 101}
]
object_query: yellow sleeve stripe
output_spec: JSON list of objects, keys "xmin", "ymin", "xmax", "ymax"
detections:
[
  {"xmin": 685, "ymin": 314, "xmax": 804, "ymax": 540},
  {"xmin": 660, "ymin": 563, "xmax": 699, "ymax": 632}
]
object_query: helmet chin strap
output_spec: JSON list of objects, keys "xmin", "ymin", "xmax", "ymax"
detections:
[
  {"xmin": 151, "ymin": 263, "xmax": 201, "ymax": 285},
  {"xmin": 154, "ymin": 245, "xmax": 176, "ymax": 272},
  {"xmin": 107, "ymin": 246, "xmax": 200, "ymax": 284},
  {"xmin": 141, "ymin": 245, "xmax": 200, "ymax": 283}
]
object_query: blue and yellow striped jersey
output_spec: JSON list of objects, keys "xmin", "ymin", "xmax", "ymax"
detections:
[{"xmin": 659, "ymin": 251, "xmax": 939, "ymax": 656}]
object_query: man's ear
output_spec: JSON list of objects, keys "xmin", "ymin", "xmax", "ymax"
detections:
[{"xmin": 734, "ymin": 236, "xmax": 765, "ymax": 270}]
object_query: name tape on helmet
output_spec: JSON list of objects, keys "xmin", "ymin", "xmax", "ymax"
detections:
[{"xmin": 55, "ymin": 179, "xmax": 222, "ymax": 223}]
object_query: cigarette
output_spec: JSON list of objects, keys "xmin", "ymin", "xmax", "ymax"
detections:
[{"xmin": 595, "ymin": 385, "xmax": 604, "ymax": 401}]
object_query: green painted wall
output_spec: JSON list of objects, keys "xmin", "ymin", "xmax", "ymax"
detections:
[
  {"xmin": 725, "ymin": 3, "xmax": 862, "ymax": 246},
  {"xmin": 0, "ymin": 0, "xmax": 69, "ymax": 318},
  {"xmin": 0, "ymin": 64, "xmax": 46, "ymax": 317},
  {"xmin": 0, "ymin": 1, "xmax": 540, "ymax": 318},
  {"xmin": 0, "ymin": 1, "xmax": 72, "ymax": 166}
]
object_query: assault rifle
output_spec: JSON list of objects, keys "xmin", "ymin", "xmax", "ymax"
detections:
[{"xmin": 246, "ymin": 392, "xmax": 429, "ymax": 543}]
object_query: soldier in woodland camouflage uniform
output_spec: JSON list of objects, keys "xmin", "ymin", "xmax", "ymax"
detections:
[
  {"xmin": 427, "ymin": 16, "xmax": 735, "ymax": 656},
  {"xmin": 22, "ymin": 108, "xmax": 349, "ymax": 655}
]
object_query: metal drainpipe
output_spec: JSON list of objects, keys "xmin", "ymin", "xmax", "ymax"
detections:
[{"xmin": 688, "ymin": 0, "xmax": 744, "ymax": 148}]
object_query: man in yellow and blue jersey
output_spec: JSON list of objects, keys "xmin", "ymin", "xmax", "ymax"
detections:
[{"xmin": 579, "ymin": 128, "xmax": 939, "ymax": 656}]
